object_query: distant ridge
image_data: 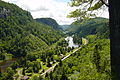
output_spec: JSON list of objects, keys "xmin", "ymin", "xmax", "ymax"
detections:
[
  {"xmin": 35, "ymin": 18, "xmax": 63, "ymax": 30},
  {"xmin": 67, "ymin": 17, "xmax": 109, "ymax": 38}
]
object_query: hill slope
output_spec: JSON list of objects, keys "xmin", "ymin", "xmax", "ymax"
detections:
[
  {"xmin": 67, "ymin": 17, "xmax": 109, "ymax": 38},
  {"xmin": 35, "ymin": 18, "xmax": 62, "ymax": 30},
  {"xmin": 60, "ymin": 25, "xmax": 71, "ymax": 30},
  {"xmin": 0, "ymin": 1, "xmax": 63, "ymax": 57}
]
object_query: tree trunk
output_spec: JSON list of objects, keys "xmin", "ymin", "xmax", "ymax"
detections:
[{"xmin": 109, "ymin": 0, "xmax": 120, "ymax": 79}]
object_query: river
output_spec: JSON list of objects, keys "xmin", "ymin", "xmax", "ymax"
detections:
[
  {"xmin": 65, "ymin": 36, "xmax": 79, "ymax": 48},
  {"xmin": 0, "ymin": 36, "xmax": 78, "ymax": 73}
]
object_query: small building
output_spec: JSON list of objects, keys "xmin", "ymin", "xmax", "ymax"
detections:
[{"xmin": 21, "ymin": 76, "xmax": 29, "ymax": 80}]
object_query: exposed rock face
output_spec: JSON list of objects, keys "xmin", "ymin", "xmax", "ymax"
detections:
[{"xmin": 0, "ymin": 7, "xmax": 10, "ymax": 18}]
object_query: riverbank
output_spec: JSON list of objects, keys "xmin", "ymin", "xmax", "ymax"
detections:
[{"xmin": 39, "ymin": 37, "xmax": 88, "ymax": 77}]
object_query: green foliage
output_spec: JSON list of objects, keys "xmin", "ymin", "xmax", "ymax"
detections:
[
  {"xmin": 0, "ymin": 0, "xmax": 63, "ymax": 58},
  {"xmin": 26, "ymin": 67, "xmax": 33, "ymax": 73},
  {"xmin": 67, "ymin": 17, "xmax": 109, "ymax": 39},
  {"xmin": 68, "ymin": 0, "xmax": 107, "ymax": 20},
  {"xmin": 0, "ymin": 53, "xmax": 5, "ymax": 60},
  {"xmin": 0, "ymin": 1, "xmax": 111, "ymax": 80},
  {"xmin": 10, "ymin": 62, "xmax": 19, "ymax": 70},
  {"xmin": 73, "ymin": 35, "xmax": 82, "ymax": 45},
  {"xmin": 0, "ymin": 67, "xmax": 15, "ymax": 80},
  {"xmin": 46, "ymin": 39, "xmax": 111, "ymax": 80},
  {"xmin": 88, "ymin": 1, "xmax": 104, "ymax": 11},
  {"xmin": 24, "ymin": 21, "xmax": 63, "ymax": 45},
  {"xmin": 67, "ymin": 9, "xmax": 95, "ymax": 20},
  {"xmin": 0, "ymin": 0, "xmax": 33, "ymax": 25},
  {"xmin": 86, "ymin": 35, "xmax": 97, "ymax": 43},
  {"xmin": 35, "ymin": 18, "xmax": 62, "ymax": 30}
]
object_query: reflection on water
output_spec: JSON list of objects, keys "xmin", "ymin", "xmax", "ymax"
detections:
[{"xmin": 65, "ymin": 36, "xmax": 79, "ymax": 48}]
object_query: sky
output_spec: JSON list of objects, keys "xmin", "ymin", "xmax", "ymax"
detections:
[{"xmin": 2, "ymin": 0, "xmax": 109, "ymax": 25}]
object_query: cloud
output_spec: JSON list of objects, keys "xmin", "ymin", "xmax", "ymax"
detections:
[
  {"xmin": 2, "ymin": 0, "xmax": 76, "ymax": 25},
  {"xmin": 2, "ymin": 0, "xmax": 109, "ymax": 25}
]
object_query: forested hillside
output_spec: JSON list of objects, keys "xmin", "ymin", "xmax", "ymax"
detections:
[
  {"xmin": 35, "ymin": 18, "xmax": 62, "ymax": 30},
  {"xmin": 42, "ymin": 17, "xmax": 111, "ymax": 80},
  {"xmin": 0, "ymin": 1, "xmax": 72, "ymax": 80},
  {"xmin": 0, "ymin": 0, "xmax": 111, "ymax": 80},
  {"xmin": 0, "ymin": 0, "xmax": 63, "ymax": 58},
  {"xmin": 44, "ymin": 37, "xmax": 111, "ymax": 80},
  {"xmin": 67, "ymin": 17, "xmax": 109, "ymax": 39}
]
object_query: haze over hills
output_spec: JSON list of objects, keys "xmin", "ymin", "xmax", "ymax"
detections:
[{"xmin": 60, "ymin": 25, "xmax": 70, "ymax": 31}]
